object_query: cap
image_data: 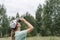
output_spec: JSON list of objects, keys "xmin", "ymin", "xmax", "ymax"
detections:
[
  {"xmin": 10, "ymin": 20, "xmax": 17, "ymax": 28},
  {"xmin": 9, "ymin": 17, "xmax": 22, "ymax": 28}
]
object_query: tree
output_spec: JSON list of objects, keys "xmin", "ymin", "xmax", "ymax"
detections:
[
  {"xmin": 0, "ymin": 5, "xmax": 10, "ymax": 37},
  {"xmin": 35, "ymin": 4, "xmax": 43, "ymax": 35},
  {"xmin": 16, "ymin": 12, "xmax": 20, "ymax": 18},
  {"xmin": 10, "ymin": 16, "xmax": 15, "ymax": 20},
  {"xmin": 0, "ymin": 5, "xmax": 6, "ymax": 26},
  {"xmin": 42, "ymin": 0, "xmax": 60, "ymax": 36},
  {"xmin": 49, "ymin": 0, "xmax": 60, "ymax": 36}
]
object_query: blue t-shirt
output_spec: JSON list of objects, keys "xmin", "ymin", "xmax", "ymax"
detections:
[{"xmin": 14, "ymin": 30, "xmax": 27, "ymax": 40}]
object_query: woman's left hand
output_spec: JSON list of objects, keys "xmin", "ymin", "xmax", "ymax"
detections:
[{"xmin": 20, "ymin": 18, "xmax": 26, "ymax": 22}]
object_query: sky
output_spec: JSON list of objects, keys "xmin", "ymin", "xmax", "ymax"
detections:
[{"xmin": 0, "ymin": 0, "xmax": 45, "ymax": 17}]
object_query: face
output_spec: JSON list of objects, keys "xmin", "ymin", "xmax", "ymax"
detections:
[{"xmin": 16, "ymin": 22, "xmax": 21, "ymax": 27}]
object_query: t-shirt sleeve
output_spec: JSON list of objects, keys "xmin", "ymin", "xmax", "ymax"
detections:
[{"xmin": 21, "ymin": 30, "xmax": 27, "ymax": 37}]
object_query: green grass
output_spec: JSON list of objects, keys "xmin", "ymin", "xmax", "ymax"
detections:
[{"xmin": 0, "ymin": 36, "xmax": 60, "ymax": 40}]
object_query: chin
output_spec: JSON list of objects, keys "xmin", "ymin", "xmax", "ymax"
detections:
[{"xmin": 19, "ymin": 25, "xmax": 21, "ymax": 27}]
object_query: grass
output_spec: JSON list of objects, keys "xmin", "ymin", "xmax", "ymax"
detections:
[{"xmin": 0, "ymin": 36, "xmax": 60, "ymax": 40}]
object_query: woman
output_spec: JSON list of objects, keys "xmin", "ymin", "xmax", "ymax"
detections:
[{"xmin": 11, "ymin": 18, "xmax": 34, "ymax": 40}]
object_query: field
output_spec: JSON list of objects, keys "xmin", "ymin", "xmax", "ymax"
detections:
[{"xmin": 0, "ymin": 36, "xmax": 60, "ymax": 40}]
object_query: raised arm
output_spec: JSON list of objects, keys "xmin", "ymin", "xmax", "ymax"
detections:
[{"xmin": 20, "ymin": 18, "xmax": 34, "ymax": 33}]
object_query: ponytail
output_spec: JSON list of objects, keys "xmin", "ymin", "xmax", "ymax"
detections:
[
  {"xmin": 11, "ymin": 23, "xmax": 18, "ymax": 40},
  {"xmin": 11, "ymin": 29, "xmax": 15, "ymax": 40}
]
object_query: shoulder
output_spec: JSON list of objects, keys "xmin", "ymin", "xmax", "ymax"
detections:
[{"xmin": 21, "ymin": 30, "xmax": 27, "ymax": 33}]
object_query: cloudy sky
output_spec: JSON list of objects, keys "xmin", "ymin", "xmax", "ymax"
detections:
[{"xmin": 0, "ymin": 0, "xmax": 45, "ymax": 17}]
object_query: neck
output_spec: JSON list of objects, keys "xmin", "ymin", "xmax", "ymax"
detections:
[{"xmin": 16, "ymin": 27, "xmax": 20, "ymax": 31}]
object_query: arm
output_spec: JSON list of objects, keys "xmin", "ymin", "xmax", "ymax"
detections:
[{"xmin": 20, "ymin": 18, "xmax": 34, "ymax": 33}]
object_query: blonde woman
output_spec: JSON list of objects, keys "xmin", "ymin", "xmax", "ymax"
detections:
[{"xmin": 11, "ymin": 18, "xmax": 34, "ymax": 40}]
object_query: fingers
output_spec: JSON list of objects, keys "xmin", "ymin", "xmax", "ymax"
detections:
[{"xmin": 20, "ymin": 18, "xmax": 25, "ymax": 22}]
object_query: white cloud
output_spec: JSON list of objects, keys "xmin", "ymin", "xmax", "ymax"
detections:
[{"xmin": 0, "ymin": 0, "xmax": 45, "ymax": 17}]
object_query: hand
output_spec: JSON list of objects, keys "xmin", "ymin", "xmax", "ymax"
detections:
[{"xmin": 20, "ymin": 18, "xmax": 26, "ymax": 22}]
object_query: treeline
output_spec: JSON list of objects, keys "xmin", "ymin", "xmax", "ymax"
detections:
[{"xmin": 0, "ymin": 0, "xmax": 60, "ymax": 37}]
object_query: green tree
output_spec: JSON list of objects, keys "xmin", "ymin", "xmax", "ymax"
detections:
[
  {"xmin": 49, "ymin": 0, "xmax": 60, "ymax": 36},
  {"xmin": 41, "ymin": 1, "xmax": 52, "ymax": 36},
  {"xmin": 0, "ymin": 5, "xmax": 6, "ymax": 26},
  {"xmin": 10, "ymin": 16, "xmax": 15, "ymax": 20},
  {"xmin": 0, "ymin": 5, "xmax": 10, "ymax": 37},
  {"xmin": 0, "ymin": 5, "xmax": 6, "ymax": 15},
  {"xmin": 16, "ymin": 12, "xmax": 20, "ymax": 18},
  {"xmin": 41, "ymin": 0, "xmax": 60, "ymax": 36},
  {"xmin": 35, "ymin": 4, "xmax": 43, "ymax": 35}
]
